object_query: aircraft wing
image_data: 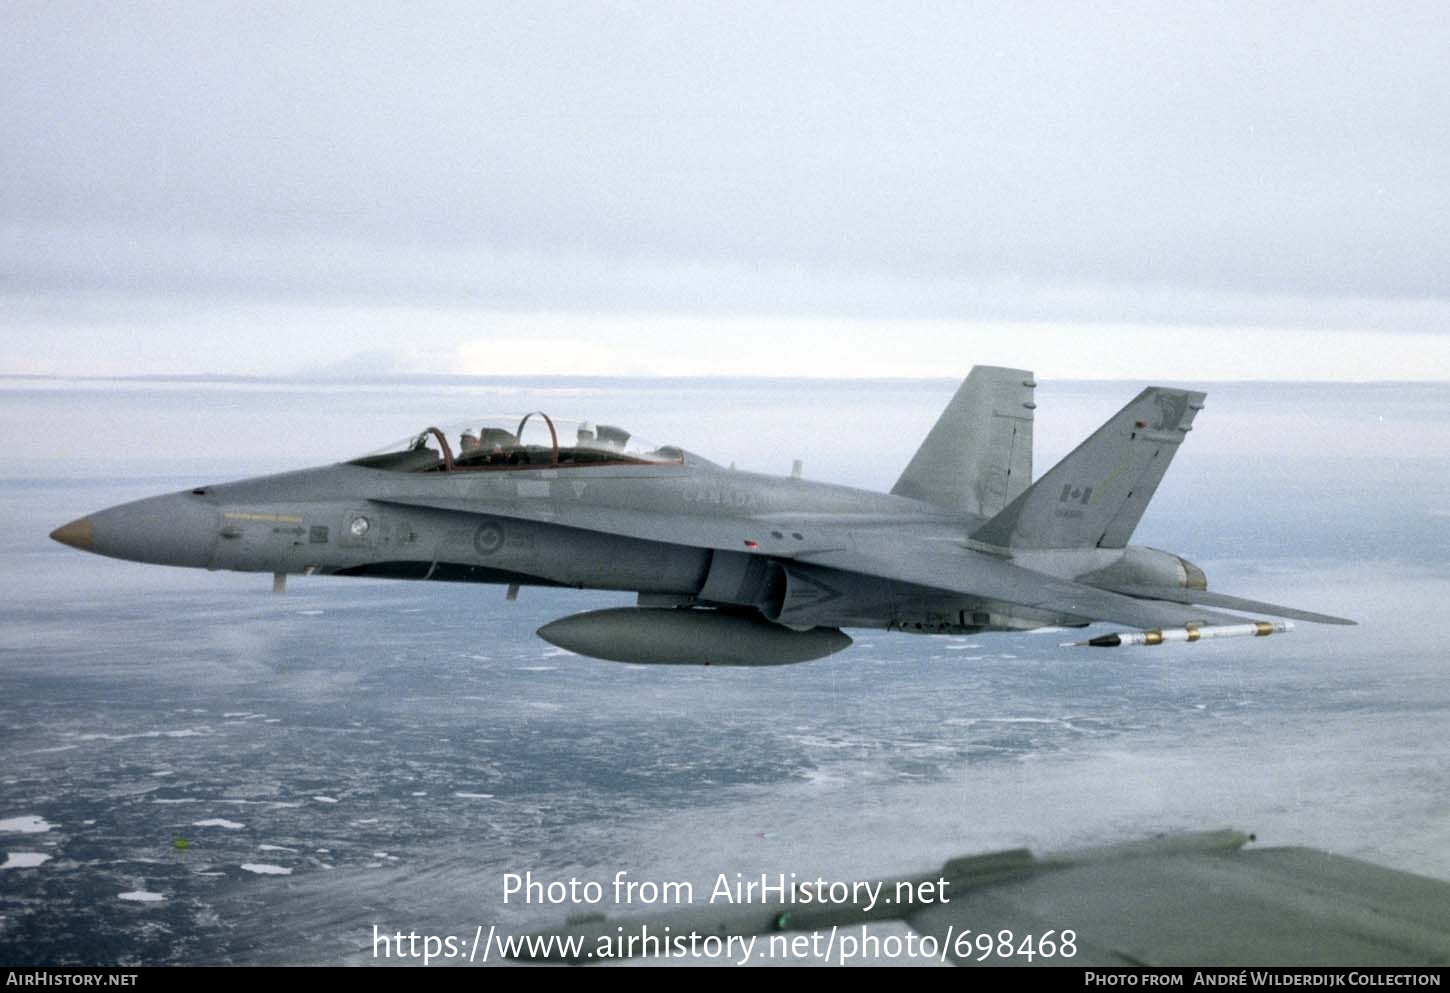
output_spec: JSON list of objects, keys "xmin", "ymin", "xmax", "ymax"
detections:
[
  {"xmin": 511, "ymin": 830, "xmax": 1450, "ymax": 966},
  {"xmin": 798, "ymin": 536, "xmax": 1252, "ymax": 630},
  {"xmin": 373, "ymin": 496, "xmax": 1288, "ymax": 630},
  {"xmin": 1097, "ymin": 584, "xmax": 1356, "ymax": 626},
  {"xmin": 907, "ymin": 837, "xmax": 1450, "ymax": 966},
  {"xmin": 367, "ymin": 495, "xmax": 864, "ymax": 556}
]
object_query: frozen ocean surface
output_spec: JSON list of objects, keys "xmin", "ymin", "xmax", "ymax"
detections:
[{"xmin": 1, "ymin": 378, "xmax": 1447, "ymax": 965}]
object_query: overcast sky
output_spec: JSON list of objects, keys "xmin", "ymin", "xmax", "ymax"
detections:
[{"xmin": 3, "ymin": 2, "xmax": 1449, "ymax": 379}]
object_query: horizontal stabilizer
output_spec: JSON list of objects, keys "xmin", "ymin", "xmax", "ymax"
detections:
[
  {"xmin": 1101, "ymin": 584, "xmax": 1356, "ymax": 626},
  {"xmin": 799, "ymin": 537, "xmax": 1250, "ymax": 631}
]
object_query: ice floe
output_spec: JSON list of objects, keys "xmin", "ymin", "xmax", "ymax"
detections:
[
  {"xmin": 76, "ymin": 728, "xmax": 211, "ymax": 741},
  {"xmin": 118, "ymin": 890, "xmax": 165, "ymax": 902},
  {"xmin": 0, "ymin": 815, "xmax": 55, "ymax": 834},
  {"xmin": 241, "ymin": 863, "xmax": 292, "ymax": 876},
  {"xmin": 2, "ymin": 852, "xmax": 51, "ymax": 870}
]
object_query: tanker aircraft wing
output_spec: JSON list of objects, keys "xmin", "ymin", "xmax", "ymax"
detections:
[{"xmin": 511, "ymin": 830, "xmax": 1450, "ymax": 966}]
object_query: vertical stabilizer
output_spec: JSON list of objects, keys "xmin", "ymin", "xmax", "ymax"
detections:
[
  {"xmin": 971, "ymin": 387, "xmax": 1205, "ymax": 549},
  {"xmin": 891, "ymin": 367, "xmax": 1036, "ymax": 518}
]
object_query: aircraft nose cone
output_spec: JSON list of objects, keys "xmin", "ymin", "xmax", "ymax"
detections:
[
  {"xmin": 58, "ymin": 493, "xmax": 220, "ymax": 568},
  {"xmin": 50, "ymin": 517, "xmax": 95, "ymax": 551}
]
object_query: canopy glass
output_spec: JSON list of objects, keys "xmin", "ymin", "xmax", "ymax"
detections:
[{"xmin": 347, "ymin": 414, "xmax": 685, "ymax": 472}]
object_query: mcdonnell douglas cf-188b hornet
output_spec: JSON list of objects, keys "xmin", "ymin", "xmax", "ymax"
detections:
[{"xmin": 50, "ymin": 368, "xmax": 1353, "ymax": 665}]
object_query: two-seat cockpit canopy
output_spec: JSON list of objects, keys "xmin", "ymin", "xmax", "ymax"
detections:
[{"xmin": 347, "ymin": 414, "xmax": 686, "ymax": 473}]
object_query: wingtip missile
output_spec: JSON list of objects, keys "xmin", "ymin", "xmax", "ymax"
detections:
[{"xmin": 1063, "ymin": 620, "xmax": 1294, "ymax": 648}]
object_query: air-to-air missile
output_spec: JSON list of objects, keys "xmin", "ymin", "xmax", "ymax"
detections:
[{"xmin": 1066, "ymin": 620, "xmax": 1295, "ymax": 648}]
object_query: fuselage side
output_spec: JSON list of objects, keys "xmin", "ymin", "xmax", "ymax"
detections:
[{"xmin": 55, "ymin": 454, "xmax": 1195, "ymax": 636}]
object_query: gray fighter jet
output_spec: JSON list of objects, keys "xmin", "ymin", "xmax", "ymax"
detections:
[{"xmin": 49, "ymin": 367, "xmax": 1353, "ymax": 664}]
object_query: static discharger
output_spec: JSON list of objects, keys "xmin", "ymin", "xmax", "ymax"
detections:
[{"xmin": 1065, "ymin": 620, "xmax": 1294, "ymax": 648}]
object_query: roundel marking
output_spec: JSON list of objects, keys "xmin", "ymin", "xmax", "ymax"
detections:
[{"xmin": 473, "ymin": 519, "xmax": 505, "ymax": 557}]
